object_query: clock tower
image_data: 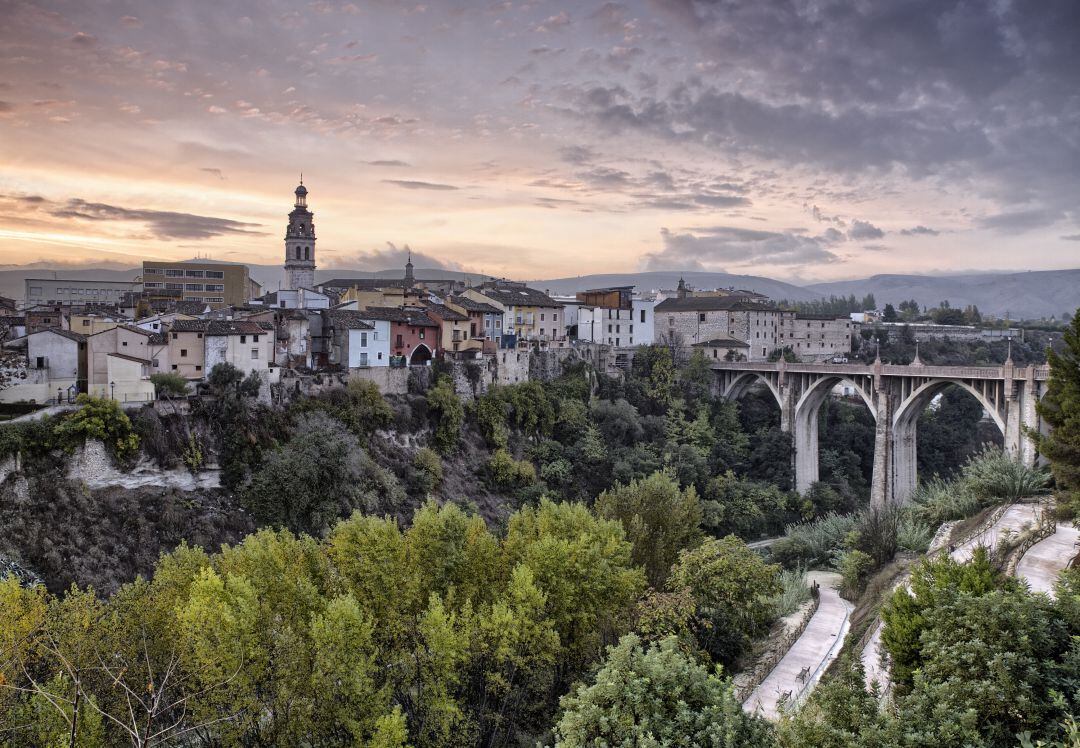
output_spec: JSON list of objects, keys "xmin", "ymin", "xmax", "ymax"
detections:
[{"xmin": 283, "ymin": 179, "xmax": 316, "ymax": 290}]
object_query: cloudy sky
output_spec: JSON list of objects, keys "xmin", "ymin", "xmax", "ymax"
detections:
[{"xmin": 1, "ymin": 0, "xmax": 1078, "ymax": 282}]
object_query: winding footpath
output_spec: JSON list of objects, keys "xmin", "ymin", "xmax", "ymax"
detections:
[
  {"xmin": 1016, "ymin": 522, "xmax": 1080, "ymax": 595},
  {"xmin": 743, "ymin": 571, "xmax": 853, "ymax": 720},
  {"xmin": 861, "ymin": 503, "xmax": 1047, "ymax": 693}
]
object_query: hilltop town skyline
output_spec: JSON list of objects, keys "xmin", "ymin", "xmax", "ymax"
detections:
[{"xmin": 2, "ymin": 1, "xmax": 1079, "ymax": 281}]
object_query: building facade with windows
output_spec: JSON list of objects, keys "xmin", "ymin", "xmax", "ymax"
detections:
[
  {"xmin": 204, "ymin": 320, "xmax": 274, "ymax": 375},
  {"xmin": 141, "ymin": 261, "xmax": 251, "ymax": 307},
  {"xmin": 24, "ymin": 279, "xmax": 140, "ymax": 308},
  {"xmin": 325, "ymin": 310, "xmax": 389, "ymax": 368}
]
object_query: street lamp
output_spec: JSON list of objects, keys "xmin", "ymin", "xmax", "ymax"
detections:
[{"xmin": 110, "ymin": 381, "xmax": 115, "ymax": 400}]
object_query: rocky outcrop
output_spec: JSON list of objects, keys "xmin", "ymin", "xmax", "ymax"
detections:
[{"xmin": 67, "ymin": 439, "xmax": 220, "ymax": 491}]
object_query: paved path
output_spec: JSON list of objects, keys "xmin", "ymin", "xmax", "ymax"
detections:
[
  {"xmin": 744, "ymin": 571, "xmax": 852, "ymax": 720},
  {"xmin": 1016, "ymin": 523, "xmax": 1079, "ymax": 596},
  {"xmin": 860, "ymin": 503, "xmax": 1041, "ymax": 693},
  {"xmin": 951, "ymin": 504, "xmax": 1039, "ymax": 562}
]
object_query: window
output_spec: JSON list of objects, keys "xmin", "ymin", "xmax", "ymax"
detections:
[
  {"xmin": 35, "ymin": 356, "xmax": 45, "ymax": 369},
  {"xmin": 205, "ymin": 270, "xmax": 224, "ymax": 279},
  {"xmin": 540, "ymin": 313, "xmax": 545, "ymax": 321},
  {"xmin": 251, "ymin": 348, "xmax": 259, "ymax": 359},
  {"xmin": 171, "ymin": 364, "xmax": 178, "ymax": 370},
  {"xmin": 185, "ymin": 283, "xmax": 203, "ymax": 291},
  {"xmin": 378, "ymin": 352, "xmax": 383, "ymax": 360},
  {"xmin": 668, "ymin": 316, "xmax": 674, "ymax": 326},
  {"xmin": 396, "ymin": 334, "xmax": 403, "ymax": 347},
  {"xmin": 172, "ymin": 333, "xmax": 178, "ymax": 340},
  {"xmin": 359, "ymin": 352, "xmax": 368, "ymax": 366},
  {"xmin": 151, "ymin": 359, "xmax": 159, "ymax": 367},
  {"xmin": 195, "ymin": 365, "xmax": 202, "ymax": 371},
  {"xmin": 616, "ymin": 325, "xmax": 620, "ymax": 333},
  {"xmin": 185, "ymin": 270, "xmax": 204, "ymax": 278},
  {"xmin": 240, "ymin": 335, "xmax": 246, "ymax": 343},
  {"xmin": 630, "ymin": 324, "xmax": 634, "ymax": 333},
  {"xmin": 419, "ymin": 331, "xmax": 425, "ymax": 339},
  {"xmin": 165, "ymin": 269, "xmax": 184, "ymax": 277},
  {"xmin": 553, "ymin": 313, "xmax": 557, "ymax": 322},
  {"xmin": 145, "ymin": 267, "xmax": 162, "ymax": 275},
  {"xmin": 640, "ymin": 309, "xmax": 646, "ymax": 323},
  {"xmin": 180, "ymin": 349, "xmax": 188, "ymax": 357},
  {"xmin": 205, "ymin": 284, "xmax": 224, "ymax": 292},
  {"xmin": 82, "ymin": 319, "xmax": 89, "ymax": 326},
  {"xmin": 253, "ymin": 334, "xmax": 259, "ymax": 343},
  {"xmin": 122, "ymin": 341, "xmax": 128, "ymax": 347},
  {"xmin": 144, "ymin": 282, "xmax": 162, "ymax": 289},
  {"xmin": 360, "ymin": 332, "xmax": 368, "ymax": 347},
  {"xmin": 166, "ymin": 282, "xmax": 184, "ymax": 290}
]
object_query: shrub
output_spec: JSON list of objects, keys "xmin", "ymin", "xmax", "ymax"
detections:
[
  {"xmin": 472, "ymin": 391, "xmax": 509, "ymax": 449},
  {"xmin": 53, "ymin": 395, "xmax": 140, "ymax": 464},
  {"xmin": 410, "ymin": 447, "xmax": 443, "ymax": 495},
  {"xmin": 910, "ymin": 476, "xmax": 984, "ymax": 525},
  {"xmin": 770, "ymin": 565, "xmax": 811, "ymax": 617},
  {"xmin": 771, "ymin": 512, "xmax": 858, "ymax": 568},
  {"xmin": 897, "ymin": 514, "xmax": 934, "ymax": 553},
  {"xmin": 960, "ymin": 448, "xmax": 1052, "ymax": 501},
  {"xmin": 150, "ymin": 371, "xmax": 189, "ymax": 398},
  {"xmin": 852, "ymin": 505, "xmax": 900, "ymax": 567},
  {"xmin": 487, "ymin": 448, "xmax": 536, "ymax": 490},
  {"xmin": 426, "ymin": 376, "xmax": 464, "ymax": 454},
  {"xmin": 837, "ymin": 549, "xmax": 876, "ymax": 597}
]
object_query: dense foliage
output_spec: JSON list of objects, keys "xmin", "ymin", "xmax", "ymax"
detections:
[{"xmin": 1035, "ymin": 309, "xmax": 1080, "ymax": 513}]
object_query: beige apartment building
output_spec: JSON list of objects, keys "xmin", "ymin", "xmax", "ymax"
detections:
[{"xmin": 141, "ymin": 261, "xmax": 253, "ymax": 307}]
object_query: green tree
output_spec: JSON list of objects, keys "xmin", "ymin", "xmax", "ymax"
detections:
[
  {"xmin": 1034, "ymin": 309, "xmax": 1080, "ymax": 511},
  {"xmin": 595, "ymin": 470, "xmax": 704, "ymax": 588},
  {"xmin": 668, "ymin": 536, "xmax": 780, "ymax": 667},
  {"xmin": 552, "ymin": 634, "xmax": 771, "ymax": 747},
  {"xmin": 53, "ymin": 394, "xmax": 140, "ymax": 464},
  {"xmin": 243, "ymin": 412, "xmax": 403, "ymax": 533},
  {"xmin": 427, "ymin": 375, "xmax": 464, "ymax": 454},
  {"xmin": 149, "ymin": 371, "xmax": 189, "ymax": 398},
  {"xmin": 882, "ymin": 303, "xmax": 898, "ymax": 322}
]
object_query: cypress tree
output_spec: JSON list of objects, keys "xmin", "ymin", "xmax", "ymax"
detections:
[{"xmin": 1034, "ymin": 309, "xmax": 1080, "ymax": 510}]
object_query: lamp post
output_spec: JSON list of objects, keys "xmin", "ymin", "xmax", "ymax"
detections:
[{"xmin": 110, "ymin": 381, "xmax": 115, "ymax": 400}]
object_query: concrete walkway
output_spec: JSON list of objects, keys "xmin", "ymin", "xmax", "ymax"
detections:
[
  {"xmin": 860, "ymin": 503, "xmax": 1042, "ymax": 693},
  {"xmin": 744, "ymin": 571, "xmax": 852, "ymax": 720},
  {"xmin": 950, "ymin": 504, "xmax": 1039, "ymax": 562},
  {"xmin": 1016, "ymin": 523, "xmax": 1080, "ymax": 596}
]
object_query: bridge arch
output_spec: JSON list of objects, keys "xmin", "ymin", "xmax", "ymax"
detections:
[
  {"xmin": 720, "ymin": 371, "xmax": 783, "ymax": 410},
  {"xmin": 891, "ymin": 378, "xmax": 1007, "ymax": 504},
  {"xmin": 792, "ymin": 375, "xmax": 877, "ymax": 493},
  {"xmin": 893, "ymin": 378, "xmax": 1006, "ymax": 436}
]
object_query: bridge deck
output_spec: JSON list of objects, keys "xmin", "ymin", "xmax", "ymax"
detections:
[{"xmin": 709, "ymin": 361, "xmax": 1049, "ymax": 380}]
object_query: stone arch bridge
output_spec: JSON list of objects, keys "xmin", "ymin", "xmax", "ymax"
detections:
[{"xmin": 712, "ymin": 359, "xmax": 1050, "ymax": 507}]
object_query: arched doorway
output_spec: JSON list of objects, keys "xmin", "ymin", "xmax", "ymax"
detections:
[{"xmin": 409, "ymin": 344, "xmax": 432, "ymax": 366}]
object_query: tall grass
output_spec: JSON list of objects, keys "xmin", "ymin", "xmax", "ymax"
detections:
[
  {"xmin": 771, "ymin": 512, "xmax": 858, "ymax": 567},
  {"xmin": 961, "ymin": 448, "xmax": 1052, "ymax": 501},
  {"xmin": 770, "ymin": 565, "xmax": 812, "ymax": 617},
  {"xmin": 910, "ymin": 477, "xmax": 984, "ymax": 525},
  {"xmin": 897, "ymin": 515, "xmax": 934, "ymax": 553}
]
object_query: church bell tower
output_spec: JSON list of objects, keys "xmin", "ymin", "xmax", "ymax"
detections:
[{"xmin": 283, "ymin": 179, "xmax": 316, "ymax": 290}]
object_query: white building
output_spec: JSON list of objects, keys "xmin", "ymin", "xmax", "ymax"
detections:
[
  {"xmin": 326, "ymin": 310, "xmax": 391, "ymax": 368},
  {"xmin": 205, "ymin": 320, "xmax": 275, "ymax": 376}
]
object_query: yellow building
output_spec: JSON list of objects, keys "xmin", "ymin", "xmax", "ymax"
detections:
[{"xmin": 142, "ymin": 260, "xmax": 252, "ymax": 307}]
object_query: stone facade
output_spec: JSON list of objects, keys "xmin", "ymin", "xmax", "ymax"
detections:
[{"xmin": 283, "ymin": 183, "xmax": 317, "ymax": 291}]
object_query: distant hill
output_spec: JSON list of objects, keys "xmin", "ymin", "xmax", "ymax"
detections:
[
  {"xmin": 1, "ymin": 263, "xmax": 1076, "ymax": 320},
  {"xmin": 807, "ymin": 270, "xmax": 1080, "ymax": 320},
  {"xmin": 524, "ymin": 271, "xmax": 821, "ymax": 302}
]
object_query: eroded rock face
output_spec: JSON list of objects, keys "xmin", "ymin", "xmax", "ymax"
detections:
[
  {"xmin": 1, "ymin": 461, "xmax": 252, "ymax": 595},
  {"xmin": 67, "ymin": 439, "xmax": 221, "ymax": 491}
]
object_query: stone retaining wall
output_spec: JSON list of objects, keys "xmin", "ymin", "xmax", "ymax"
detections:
[{"xmin": 733, "ymin": 592, "xmax": 820, "ymax": 703}]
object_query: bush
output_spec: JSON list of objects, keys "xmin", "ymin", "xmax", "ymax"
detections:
[
  {"xmin": 487, "ymin": 448, "xmax": 536, "ymax": 490},
  {"xmin": 910, "ymin": 476, "xmax": 984, "ymax": 525},
  {"xmin": 771, "ymin": 512, "xmax": 858, "ymax": 568},
  {"xmin": 852, "ymin": 505, "xmax": 900, "ymax": 567},
  {"xmin": 770, "ymin": 565, "xmax": 811, "ymax": 618},
  {"xmin": 53, "ymin": 395, "xmax": 140, "ymax": 464},
  {"xmin": 897, "ymin": 514, "xmax": 934, "ymax": 553},
  {"xmin": 409, "ymin": 447, "xmax": 443, "ymax": 495},
  {"xmin": 837, "ymin": 549, "xmax": 876, "ymax": 597},
  {"xmin": 426, "ymin": 376, "xmax": 463, "ymax": 454},
  {"xmin": 150, "ymin": 372, "xmax": 189, "ymax": 398},
  {"xmin": 960, "ymin": 448, "xmax": 1052, "ymax": 501},
  {"xmin": 553, "ymin": 635, "xmax": 770, "ymax": 747}
]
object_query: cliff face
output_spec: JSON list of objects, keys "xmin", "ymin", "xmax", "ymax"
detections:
[{"xmin": 0, "ymin": 443, "xmax": 252, "ymax": 595}]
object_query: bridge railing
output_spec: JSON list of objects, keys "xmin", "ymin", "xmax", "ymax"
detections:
[{"xmin": 709, "ymin": 360, "xmax": 1049, "ymax": 381}]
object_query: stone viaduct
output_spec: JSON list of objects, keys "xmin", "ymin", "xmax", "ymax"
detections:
[{"xmin": 711, "ymin": 357, "xmax": 1050, "ymax": 507}]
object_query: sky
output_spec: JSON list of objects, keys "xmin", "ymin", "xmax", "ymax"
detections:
[{"xmin": 0, "ymin": 0, "xmax": 1078, "ymax": 283}]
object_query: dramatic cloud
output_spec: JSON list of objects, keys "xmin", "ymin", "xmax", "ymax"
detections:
[
  {"xmin": 382, "ymin": 179, "xmax": 460, "ymax": 191},
  {"xmin": 642, "ymin": 225, "xmax": 839, "ymax": 271},
  {"xmin": 330, "ymin": 242, "xmax": 463, "ymax": 272},
  {"xmin": 44, "ymin": 197, "xmax": 264, "ymax": 239}
]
